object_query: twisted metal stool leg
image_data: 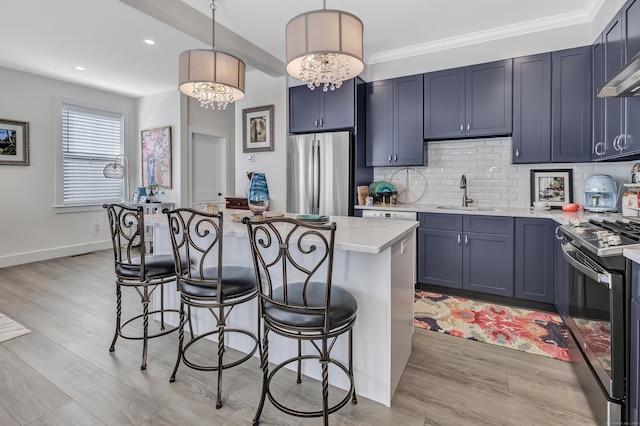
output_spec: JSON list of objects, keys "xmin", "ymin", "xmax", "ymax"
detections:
[
  {"xmin": 170, "ymin": 302, "xmax": 186, "ymax": 382},
  {"xmin": 140, "ymin": 287, "xmax": 150, "ymax": 370},
  {"xmin": 350, "ymin": 328, "xmax": 357, "ymax": 404},
  {"xmin": 109, "ymin": 282, "xmax": 121, "ymax": 353},
  {"xmin": 296, "ymin": 338, "xmax": 302, "ymax": 384},
  {"xmin": 252, "ymin": 328, "xmax": 269, "ymax": 426},
  {"xmin": 216, "ymin": 310, "xmax": 225, "ymax": 409},
  {"xmin": 321, "ymin": 339, "xmax": 329, "ymax": 426}
]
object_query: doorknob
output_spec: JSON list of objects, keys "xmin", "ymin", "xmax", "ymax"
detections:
[{"xmin": 217, "ymin": 192, "xmax": 222, "ymax": 196}]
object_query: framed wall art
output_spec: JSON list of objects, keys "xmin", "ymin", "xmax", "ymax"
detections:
[
  {"xmin": 530, "ymin": 169, "xmax": 573, "ymax": 208},
  {"xmin": 242, "ymin": 105, "xmax": 274, "ymax": 153},
  {"xmin": 141, "ymin": 126, "xmax": 172, "ymax": 188},
  {"xmin": 0, "ymin": 118, "xmax": 29, "ymax": 166}
]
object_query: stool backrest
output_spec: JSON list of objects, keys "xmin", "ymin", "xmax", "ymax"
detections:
[
  {"xmin": 244, "ymin": 217, "xmax": 337, "ymax": 330},
  {"xmin": 165, "ymin": 208, "xmax": 223, "ymax": 296},
  {"xmin": 103, "ymin": 203, "xmax": 147, "ymax": 279}
]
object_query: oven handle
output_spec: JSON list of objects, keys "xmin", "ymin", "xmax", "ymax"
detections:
[{"xmin": 561, "ymin": 242, "xmax": 611, "ymax": 289}]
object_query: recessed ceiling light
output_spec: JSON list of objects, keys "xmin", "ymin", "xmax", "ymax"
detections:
[
  {"xmin": 75, "ymin": 66, "xmax": 85, "ymax": 71},
  {"xmin": 144, "ymin": 39, "xmax": 155, "ymax": 45}
]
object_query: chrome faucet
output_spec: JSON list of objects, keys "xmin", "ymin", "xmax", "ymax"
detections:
[{"xmin": 460, "ymin": 175, "xmax": 473, "ymax": 207}]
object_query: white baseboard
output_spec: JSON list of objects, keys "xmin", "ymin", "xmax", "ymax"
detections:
[{"xmin": 0, "ymin": 240, "xmax": 112, "ymax": 268}]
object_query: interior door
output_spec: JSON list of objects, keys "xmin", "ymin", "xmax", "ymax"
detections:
[{"xmin": 190, "ymin": 132, "xmax": 227, "ymax": 206}]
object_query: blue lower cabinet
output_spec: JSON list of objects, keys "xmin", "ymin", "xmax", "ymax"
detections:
[
  {"xmin": 631, "ymin": 298, "xmax": 640, "ymax": 425},
  {"xmin": 418, "ymin": 213, "xmax": 514, "ymax": 296},
  {"xmin": 514, "ymin": 218, "xmax": 556, "ymax": 303},
  {"xmin": 554, "ymin": 233, "xmax": 567, "ymax": 318}
]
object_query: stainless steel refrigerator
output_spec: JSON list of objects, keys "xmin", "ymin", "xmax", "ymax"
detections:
[{"xmin": 287, "ymin": 131, "xmax": 354, "ymax": 216}]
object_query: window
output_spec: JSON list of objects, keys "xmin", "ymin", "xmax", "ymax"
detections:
[{"xmin": 55, "ymin": 97, "xmax": 127, "ymax": 211}]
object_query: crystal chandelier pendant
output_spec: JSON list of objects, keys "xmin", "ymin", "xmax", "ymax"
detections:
[
  {"xmin": 300, "ymin": 53, "xmax": 349, "ymax": 91},
  {"xmin": 193, "ymin": 82, "xmax": 235, "ymax": 110}
]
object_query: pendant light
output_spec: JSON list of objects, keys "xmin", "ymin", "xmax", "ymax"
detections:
[
  {"xmin": 285, "ymin": 0, "xmax": 364, "ymax": 91},
  {"xmin": 178, "ymin": 0, "xmax": 245, "ymax": 110}
]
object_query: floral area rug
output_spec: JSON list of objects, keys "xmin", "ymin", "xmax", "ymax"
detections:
[{"xmin": 414, "ymin": 290, "xmax": 570, "ymax": 362}]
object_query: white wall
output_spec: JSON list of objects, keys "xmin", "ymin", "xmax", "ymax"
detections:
[
  {"xmin": 0, "ymin": 66, "xmax": 136, "ymax": 267},
  {"xmin": 234, "ymin": 70, "xmax": 288, "ymax": 212}
]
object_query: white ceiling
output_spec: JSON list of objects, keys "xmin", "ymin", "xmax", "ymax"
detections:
[{"xmin": 0, "ymin": 0, "xmax": 614, "ymax": 98}]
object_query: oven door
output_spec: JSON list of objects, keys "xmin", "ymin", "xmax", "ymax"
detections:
[{"xmin": 562, "ymin": 242, "xmax": 625, "ymax": 402}]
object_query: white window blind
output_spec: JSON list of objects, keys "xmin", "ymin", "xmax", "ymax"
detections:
[{"xmin": 61, "ymin": 103, "xmax": 124, "ymax": 205}]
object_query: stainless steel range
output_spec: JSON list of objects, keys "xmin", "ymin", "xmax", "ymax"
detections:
[{"xmin": 558, "ymin": 218, "xmax": 639, "ymax": 425}]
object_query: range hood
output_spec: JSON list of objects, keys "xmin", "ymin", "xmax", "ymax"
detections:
[{"xmin": 598, "ymin": 51, "xmax": 640, "ymax": 98}]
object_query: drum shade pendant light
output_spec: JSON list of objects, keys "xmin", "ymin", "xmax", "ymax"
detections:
[
  {"xmin": 178, "ymin": 0, "xmax": 245, "ymax": 110},
  {"xmin": 285, "ymin": 0, "xmax": 364, "ymax": 91}
]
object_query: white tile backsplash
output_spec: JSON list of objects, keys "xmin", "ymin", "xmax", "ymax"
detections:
[{"xmin": 373, "ymin": 137, "xmax": 636, "ymax": 209}]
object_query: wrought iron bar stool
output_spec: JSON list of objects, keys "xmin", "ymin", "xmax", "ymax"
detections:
[
  {"xmin": 103, "ymin": 203, "xmax": 183, "ymax": 370},
  {"xmin": 165, "ymin": 208, "xmax": 258, "ymax": 409},
  {"xmin": 243, "ymin": 216, "xmax": 358, "ymax": 426}
]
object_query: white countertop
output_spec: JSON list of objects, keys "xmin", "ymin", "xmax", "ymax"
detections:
[
  {"xmin": 356, "ymin": 203, "xmax": 627, "ymax": 226},
  {"xmin": 148, "ymin": 209, "xmax": 418, "ymax": 255}
]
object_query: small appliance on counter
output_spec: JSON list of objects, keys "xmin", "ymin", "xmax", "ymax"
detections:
[{"xmin": 584, "ymin": 174, "xmax": 618, "ymax": 212}]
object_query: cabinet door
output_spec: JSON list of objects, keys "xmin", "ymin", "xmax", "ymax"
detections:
[
  {"xmin": 365, "ymin": 80, "xmax": 394, "ymax": 166},
  {"xmin": 631, "ymin": 298, "xmax": 640, "ymax": 426},
  {"xmin": 289, "ymin": 85, "xmax": 321, "ymax": 133},
  {"xmin": 417, "ymin": 228, "xmax": 463, "ymax": 289},
  {"xmin": 394, "ymin": 75, "xmax": 425, "ymax": 166},
  {"xmin": 463, "ymin": 232, "xmax": 514, "ymax": 296},
  {"xmin": 465, "ymin": 59, "xmax": 513, "ymax": 137},
  {"xmin": 552, "ymin": 47, "xmax": 592, "ymax": 163},
  {"xmin": 423, "ymin": 68, "xmax": 465, "ymax": 140},
  {"xmin": 623, "ymin": 0, "xmax": 640, "ymax": 157},
  {"xmin": 592, "ymin": 36, "xmax": 606, "ymax": 159},
  {"xmin": 514, "ymin": 218, "xmax": 555, "ymax": 303},
  {"xmin": 603, "ymin": 15, "xmax": 626, "ymax": 159},
  {"xmin": 512, "ymin": 53, "xmax": 551, "ymax": 164},
  {"xmin": 321, "ymin": 78, "xmax": 355, "ymax": 131}
]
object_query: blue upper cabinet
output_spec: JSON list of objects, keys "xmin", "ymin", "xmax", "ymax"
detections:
[
  {"xmin": 424, "ymin": 59, "xmax": 512, "ymax": 140},
  {"xmin": 623, "ymin": 0, "xmax": 640, "ymax": 158},
  {"xmin": 551, "ymin": 46, "xmax": 592, "ymax": 163},
  {"xmin": 365, "ymin": 74, "xmax": 424, "ymax": 167},
  {"xmin": 512, "ymin": 53, "xmax": 552, "ymax": 164},
  {"xmin": 289, "ymin": 78, "xmax": 355, "ymax": 134},
  {"xmin": 513, "ymin": 47, "xmax": 591, "ymax": 164}
]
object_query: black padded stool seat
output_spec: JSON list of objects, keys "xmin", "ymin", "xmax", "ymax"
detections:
[
  {"xmin": 264, "ymin": 282, "xmax": 357, "ymax": 329},
  {"xmin": 165, "ymin": 208, "xmax": 258, "ymax": 410},
  {"xmin": 116, "ymin": 254, "xmax": 186, "ymax": 279},
  {"xmin": 178, "ymin": 266, "xmax": 257, "ymax": 299}
]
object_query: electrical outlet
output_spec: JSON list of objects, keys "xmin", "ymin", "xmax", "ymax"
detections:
[{"xmin": 94, "ymin": 223, "xmax": 100, "ymax": 232}]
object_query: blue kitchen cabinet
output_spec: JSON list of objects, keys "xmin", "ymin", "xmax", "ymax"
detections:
[
  {"xmin": 513, "ymin": 47, "xmax": 591, "ymax": 164},
  {"xmin": 289, "ymin": 78, "xmax": 355, "ymax": 133},
  {"xmin": 551, "ymin": 46, "xmax": 592, "ymax": 162},
  {"xmin": 514, "ymin": 218, "xmax": 555, "ymax": 303},
  {"xmin": 418, "ymin": 213, "xmax": 514, "ymax": 296},
  {"xmin": 631, "ymin": 261, "xmax": 640, "ymax": 425},
  {"xmin": 592, "ymin": 35, "xmax": 605, "ymax": 160},
  {"xmin": 512, "ymin": 53, "xmax": 551, "ymax": 163},
  {"xmin": 424, "ymin": 60, "xmax": 512, "ymax": 140},
  {"xmin": 622, "ymin": 0, "xmax": 640, "ymax": 158},
  {"xmin": 365, "ymin": 74, "xmax": 424, "ymax": 167}
]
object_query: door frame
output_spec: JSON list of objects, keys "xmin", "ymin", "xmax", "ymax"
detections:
[{"xmin": 187, "ymin": 127, "xmax": 231, "ymax": 208}]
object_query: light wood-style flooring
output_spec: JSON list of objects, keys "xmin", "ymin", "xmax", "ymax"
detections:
[{"xmin": 0, "ymin": 250, "xmax": 599, "ymax": 425}]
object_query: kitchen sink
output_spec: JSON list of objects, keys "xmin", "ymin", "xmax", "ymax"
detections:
[{"xmin": 436, "ymin": 205, "xmax": 495, "ymax": 212}]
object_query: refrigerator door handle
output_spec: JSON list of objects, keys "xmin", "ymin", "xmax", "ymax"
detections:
[{"xmin": 311, "ymin": 139, "xmax": 320, "ymax": 214}]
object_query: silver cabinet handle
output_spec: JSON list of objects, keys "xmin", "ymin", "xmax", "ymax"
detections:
[
  {"xmin": 515, "ymin": 148, "xmax": 520, "ymax": 159},
  {"xmin": 388, "ymin": 154, "xmax": 392, "ymax": 162},
  {"xmin": 464, "ymin": 235, "xmax": 469, "ymax": 245},
  {"xmin": 613, "ymin": 135, "xmax": 621, "ymax": 152},
  {"xmin": 394, "ymin": 154, "xmax": 397, "ymax": 162},
  {"xmin": 457, "ymin": 234, "xmax": 461, "ymax": 245},
  {"xmin": 460, "ymin": 124, "xmax": 464, "ymax": 133},
  {"xmin": 467, "ymin": 123, "xmax": 470, "ymax": 132},
  {"xmin": 594, "ymin": 141, "xmax": 604, "ymax": 156},
  {"xmin": 315, "ymin": 118, "xmax": 319, "ymax": 127},
  {"xmin": 319, "ymin": 118, "xmax": 324, "ymax": 127}
]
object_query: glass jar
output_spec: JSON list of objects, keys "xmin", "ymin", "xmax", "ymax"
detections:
[{"xmin": 247, "ymin": 172, "xmax": 269, "ymax": 215}]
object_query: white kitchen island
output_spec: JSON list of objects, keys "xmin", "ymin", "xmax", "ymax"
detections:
[{"xmin": 149, "ymin": 210, "xmax": 418, "ymax": 407}]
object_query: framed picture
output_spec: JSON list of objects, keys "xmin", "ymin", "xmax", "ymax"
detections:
[
  {"xmin": 141, "ymin": 126, "xmax": 172, "ymax": 188},
  {"xmin": 530, "ymin": 169, "xmax": 573, "ymax": 208},
  {"xmin": 131, "ymin": 192, "xmax": 140, "ymax": 203},
  {"xmin": 242, "ymin": 105, "xmax": 274, "ymax": 153},
  {"xmin": 0, "ymin": 119, "xmax": 29, "ymax": 166}
]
